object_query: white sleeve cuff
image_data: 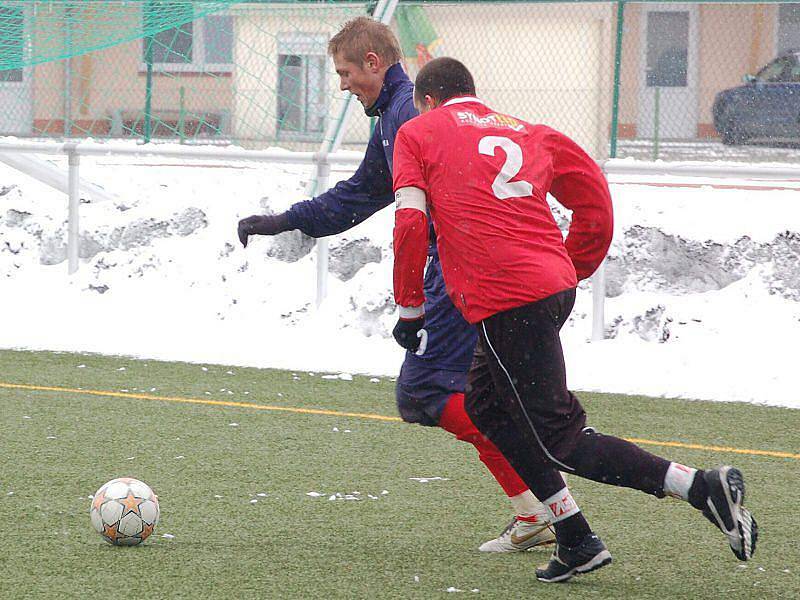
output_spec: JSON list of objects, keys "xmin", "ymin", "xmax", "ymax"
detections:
[
  {"xmin": 399, "ymin": 305, "xmax": 425, "ymax": 320},
  {"xmin": 395, "ymin": 187, "xmax": 427, "ymax": 213}
]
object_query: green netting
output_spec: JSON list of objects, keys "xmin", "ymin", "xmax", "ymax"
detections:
[
  {"xmin": 1, "ymin": 1, "xmax": 799, "ymax": 162},
  {"xmin": 0, "ymin": 2, "xmax": 232, "ymax": 71}
]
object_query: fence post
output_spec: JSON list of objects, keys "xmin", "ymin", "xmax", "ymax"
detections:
[
  {"xmin": 64, "ymin": 4, "xmax": 73, "ymax": 137},
  {"xmin": 144, "ymin": 35, "xmax": 154, "ymax": 143},
  {"xmin": 594, "ymin": 2, "xmax": 624, "ymax": 342},
  {"xmin": 653, "ymin": 86, "xmax": 661, "ymax": 160},
  {"xmin": 609, "ymin": 0, "xmax": 626, "ymax": 159},
  {"xmin": 66, "ymin": 145, "xmax": 81, "ymax": 274},
  {"xmin": 591, "ymin": 260, "xmax": 607, "ymax": 341},
  {"xmin": 315, "ymin": 155, "xmax": 331, "ymax": 307},
  {"xmin": 178, "ymin": 86, "xmax": 186, "ymax": 144}
]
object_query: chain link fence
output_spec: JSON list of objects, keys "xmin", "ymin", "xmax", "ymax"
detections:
[
  {"xmin": 1, "ymin": 1, "xmax": 799, "ymax": 162},
  {"xmin": 617, "ymin": 1, "xmax": 800, "ymax": 162}
]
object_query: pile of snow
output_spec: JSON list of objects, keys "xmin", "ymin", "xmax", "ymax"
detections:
[{"xmin": 1, "ymin": 150, "xmax": 799, "ymax": 408}]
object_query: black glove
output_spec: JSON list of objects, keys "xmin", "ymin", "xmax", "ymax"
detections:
[
  {"xmin": 237, "ymin": 213, "xmax": 291, "ymax": 247},
  {"xmin": 392, "ymin": 316, "xmax": 427, "ymax": 354}
]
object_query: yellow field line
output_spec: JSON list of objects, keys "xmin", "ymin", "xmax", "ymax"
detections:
[
  {"xmin": 625, "ymin": 438, "xmax": 800, "ymax": 460},
  {"xmin": 0, "ymin": 381, "xmax": 402, "ymax": 422},
  {"xmin": 2, "ymin": 381, "xmax": 798, "ymax": 460}
]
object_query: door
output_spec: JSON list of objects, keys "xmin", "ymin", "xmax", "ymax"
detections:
[
  {"xmin": 0, "ymin": 5, "xmax": 32, "ymax": 135},
  {"xmin": 275, "ymin": 33, "xmax": 327, "ymax": 141},
  {"xmin": 638, "ymin": 4, "xmax": 698, "ymax": 139}
]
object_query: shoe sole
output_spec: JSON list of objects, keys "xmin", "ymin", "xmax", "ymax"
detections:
[
  {"xmin": 706, "ymin": 467, "xmax": 757, "ymax": 561},
  {"xmin": 480, "ymin": 537, "xmax": 556, "ymax": 553},
  {"xmin": 738, "ymin": 508, "xmax": 757, "ymax": 561},
  {"xmin": 536, "ymin": 550, "xmax": 613, "ymax": 583}
]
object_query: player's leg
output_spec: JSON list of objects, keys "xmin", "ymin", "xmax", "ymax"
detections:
[
  {"xmin": 518, "ymin": 289, "xmax": 754, "ymax": 562},
  {"xmin": 561, "ymin": 425, "xmax": 757, "ymax": 562},
  {"xmin": 437, "ymin": 391, "xmax": 554, "ymax": 551},
  {"xmin": 476, "ymin": 288, "xmax": 757, "ymax": 580},
  {"xmin": 464, "ymin": 332, "xmax": 607, "ymax": 582},
  {"xmin": 395, "ymin": 362, "xmax": 553, "ymax": 551}
]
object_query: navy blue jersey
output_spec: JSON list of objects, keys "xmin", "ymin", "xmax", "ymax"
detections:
[
  {"xmin": 285, "ymin": 63, "xmax": 414, "ymax": 237},
  {"xmin": 284, "ymin": 63, "xmax": 476, "ymax": 376}
]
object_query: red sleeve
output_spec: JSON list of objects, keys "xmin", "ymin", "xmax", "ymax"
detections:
[
  {"xmin": 546, "ymin": 129, "xmax": 614, "ymax": 281},
  {"xmin": 392, "ymin": 126, "xmax": 428, "ymax": 313},
  {"xmin": 393, "ymin": 208, "xmax": 428, "ymax": 313},
  {"xmin": 393, "ymin": 123, "xmax": 427, "ymax": 192}
]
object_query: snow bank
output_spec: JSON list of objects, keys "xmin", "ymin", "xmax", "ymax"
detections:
[{"xmin": 1, "ymin": 154, "xmax": 798, "ymax": 408}]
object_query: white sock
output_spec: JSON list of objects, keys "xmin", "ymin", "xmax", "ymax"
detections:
[
  {"xmin": 509, "ymin": 490, "xmax": 547, "ymax": 521},
  {"xmin": 542, "ymin": 487, "xmax": 581, "ymax": 523},
  {"xmin": 663, "ymin": 462, "xmax": 698, "ymax": 501}
]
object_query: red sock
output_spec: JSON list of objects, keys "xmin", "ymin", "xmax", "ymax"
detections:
[{"xmin": 438, "ymin": 392, "xmax": 529, "ymax": 498}]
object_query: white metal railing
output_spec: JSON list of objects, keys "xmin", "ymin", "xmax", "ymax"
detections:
[
  {"xmin": 1, "ymin": 139, "xmax": 797, "ymax": 343},
  {"xmin": 603, "ymin": 159, "xmax": 800, "ymax": 182},
  {"xmin": 0, "ymin": 139, "xmax": 362, "ymax": 278}
]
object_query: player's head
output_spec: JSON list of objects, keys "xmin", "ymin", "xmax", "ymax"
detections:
[
  {"xmin": 329, "ymin": 17, "xmax": 402, "ymax": 109},
  {"xmin": 413, "ymin": 57, "xmax": 476, "ymax": 114}
]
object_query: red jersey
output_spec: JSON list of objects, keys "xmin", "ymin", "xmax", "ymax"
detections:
[{"xmin": 392, "ymin": 97, "xmax": 613, "ymax": 324}]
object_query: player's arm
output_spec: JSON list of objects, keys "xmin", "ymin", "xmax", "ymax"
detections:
[
  {"xmin": 238, "ymin": 127, "xmax": 393, "ymax": 246},
  {"xmin": 391, "ymin": 126, "xmax": 429, "ymax": 353},
  {"xmin": 546, "ymin": 129, "xmax": 614, "ymax": 280}
]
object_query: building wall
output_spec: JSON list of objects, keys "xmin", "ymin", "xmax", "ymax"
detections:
[
  {"xmin": 31, "ymin": 4, "xmax": 234, "ymax": 136},
  {"xmin": 416, "ymin": 3, "xmax": 615, "ymax": 159},
  {"xmin": 235, "ymin": 3, "xmax": 614, "ymax": 156},
  {"xmin": 233, "ymin": 5, "xmax": 366, "ymax": 146},
  {"xmin": 617, "ymin": 2, "xmax": 642, "ymax": 138},
  {"xmin": 36, "ymin": 2, "xmax": 786, "ymax": 145}
]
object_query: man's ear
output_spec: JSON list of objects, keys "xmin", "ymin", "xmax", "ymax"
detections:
[
  {"xmin": 425, "ymin": 94, "xmax": 437, "ymax": 110},
  {"xmin": 364, "ymin": 51, "xmax": 381, "ymax": 72}
]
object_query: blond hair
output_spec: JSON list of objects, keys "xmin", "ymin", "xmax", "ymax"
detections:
[{"xmin": 328, "ymin": 16, "xmax": 402, "ymax": 65}]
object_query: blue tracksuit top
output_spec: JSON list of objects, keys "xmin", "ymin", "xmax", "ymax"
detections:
[{"xmin": 285, "ymin": 63, "xmax": 476, "ymax": 373}]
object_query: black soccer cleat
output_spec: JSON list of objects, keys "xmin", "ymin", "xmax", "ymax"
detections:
[
  {"xmin": 535, "ymin": 532, "xmax": 612, "ymax": 583},
  {"xmin": 701, "ymin": 466, "xmax": 758, "ymax": 561}
]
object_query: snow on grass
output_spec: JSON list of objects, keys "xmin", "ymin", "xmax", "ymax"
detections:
[{"xmin": 306, "ymin": 490, "xmax": 384, "ymax": 501}]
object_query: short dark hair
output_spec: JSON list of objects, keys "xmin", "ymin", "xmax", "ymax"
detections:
[{"xmin": 414, "ymin": 57, "xmax": 476, "ymax": 105}]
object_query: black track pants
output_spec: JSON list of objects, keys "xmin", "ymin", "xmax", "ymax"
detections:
[{"xmin": 465, "ymin": 288, "xmax": 671, "ymax": 503}]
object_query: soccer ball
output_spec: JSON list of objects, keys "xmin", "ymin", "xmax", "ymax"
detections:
[{"xmin": 90, "ymin": 477, "xmax": 159, "ymax": 546}]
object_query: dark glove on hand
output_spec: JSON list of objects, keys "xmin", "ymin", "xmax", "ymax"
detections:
[
  {"xmin": 392, "ymin": 316, "xmax": 426, "ymax": 353},
  {"xmin": 237, "ymin": 213, "xmax": 291, "ymax": 247}
]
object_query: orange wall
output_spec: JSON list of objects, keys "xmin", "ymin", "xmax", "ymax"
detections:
[{"xmin": 31, "ymin": 5, "xmax": 233, "ymax": 134}]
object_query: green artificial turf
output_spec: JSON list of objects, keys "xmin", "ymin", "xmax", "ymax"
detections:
[{"xmin": 0, "ymin": 349, "xmax": 797, "ymax": 599}]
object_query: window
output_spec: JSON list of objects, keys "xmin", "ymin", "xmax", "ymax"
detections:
[
  {"xmin": 276, "ymin": 33, "xmax": 327, "ymax": 139},
  {"xmin": 645, "ymin": 11, "xmax": 689, "ymax": 87},
  {"xmin": 142, "ymin": 4, "xmax": 233, "ymax": 72},
  {"xmin": 0, "ymin": 6, "xmax": 24, "ymax": 83},
  {"xmin": 778, "ymin": 4, "xmax": 800, "ymax": 55}
]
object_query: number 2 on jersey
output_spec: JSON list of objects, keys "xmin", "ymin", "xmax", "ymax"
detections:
[{"xmin": 477, "ymin": 136, "xmax": 534, "ymax": 200}]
